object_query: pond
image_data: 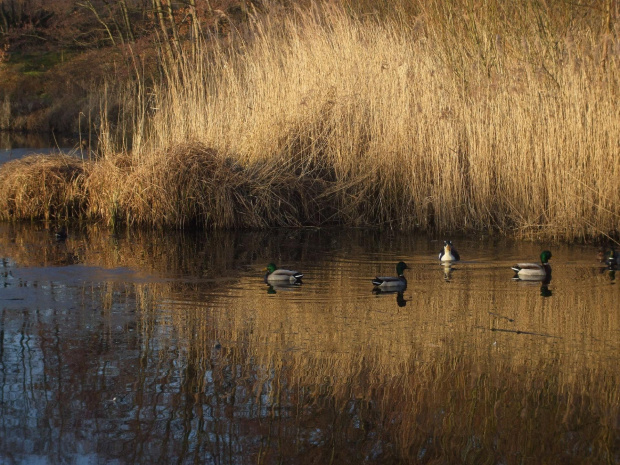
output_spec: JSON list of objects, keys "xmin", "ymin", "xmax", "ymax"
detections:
[
  {"xmin": 0, "ymin": 132, "xmax": 81, "ymax": 165},
  {"xmin": 0, "ymin": 223, "xmax": 618, "ymax": 464}
]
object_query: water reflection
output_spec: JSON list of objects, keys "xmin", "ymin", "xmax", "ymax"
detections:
[
  {"xmin": 513, "ymin": 273, "xmax": 553, "ymax": 297},
  {"xmin": 372, "ymin": 288, "xmax": 407, "ymax": 307},
  {"xmin": 607, "ymin": 268, "xmax": 617, "ymax": 284},
  {"xmin": 442, "ymin": 262, "xmax": 454, "ymax": 281},
  {"xmin": 540, "ymin": 282, "xmax": 553, "ymax": 297},
  {"xmin": 599, "ymin": 263, "xmax": 618, "ymax": 284},
  {"xmin": 0, "ymin": 224, "xmax": 619, "ymax": 464},
  {"xmin": 266, "ymin": 283, "xmax": 302, "ymax": 294}
]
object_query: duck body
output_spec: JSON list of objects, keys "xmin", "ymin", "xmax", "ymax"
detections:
[
  {"xmin": 438, "ymin": 241, "xmax": 460, "ymax": 262},
  {"xmin": 55, "ymin": 227, "xmax": 68, "ymax": 241},
  {"xmin": 372, "ymin": 275, "xmax": 407, "ymax": 289},
  {"xmin": 264, "ymin": 263, "xmax": 303, "ymax": 284},
  {"xmin": 511, "ymin": 251, "xmax": 552, "ymax": 280},
  {"xmin": 372, "ymin": 261, "xmax": 408, "ymax": 290},
  {"xmin": 603, "ymin": 249, "xmax": 620, "ymax": 267}
]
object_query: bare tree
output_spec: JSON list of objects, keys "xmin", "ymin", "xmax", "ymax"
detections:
[
  {"xmin": 151, "ymin": 0, "xmax": 174, "ymax": 61},
  {"xmin": 77, "ymin": 0, "xmax": 117, "ymax": 45},
  {"xmin": 119, "ymin": 0, "xmax": 135, "ymax": 42}
]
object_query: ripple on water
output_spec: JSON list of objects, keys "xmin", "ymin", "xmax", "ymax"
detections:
[{"xmin": 0, "ymin": 224, "xmax": 619, "ymax": 464}]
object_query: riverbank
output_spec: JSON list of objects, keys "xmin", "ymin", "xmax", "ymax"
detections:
[{"xmin": 0, "ymin": 2, "xmax": 618, "ymax": 241}]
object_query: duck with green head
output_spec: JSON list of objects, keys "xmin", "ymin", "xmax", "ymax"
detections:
[
  {"xmin": 372, "ymin": 261, "xmax": 409, "ymax": 290},
  {"xmin": 602, "ymin": 248, "xmax": 619, "ymax": 267},
  {"xmin": 55, "ymin": 226, "xmax": 68, "ymax": 241},
  {"xmin": 511, "ymin": 251, "xmax": 552, "ymax": 280},
  {"xmin": 264, "ymin": 263, "xmax": 303, "ymax": 284}
]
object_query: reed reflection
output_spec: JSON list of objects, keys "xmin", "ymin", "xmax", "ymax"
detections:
[
  {"xmin": 1, "ymin": 225, "xmax": 619, "ymax": 464},
  {"xmin": 5, "ymin": 283, "xmax": 617, "ymax": 464}
]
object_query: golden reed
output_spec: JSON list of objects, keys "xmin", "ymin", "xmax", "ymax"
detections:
[{"xmin": 0, "ymin": 1, "xmax": 618, "ymax": 240}]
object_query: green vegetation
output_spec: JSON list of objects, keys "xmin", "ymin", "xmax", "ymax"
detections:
[
  {"xmin": 0, "ymin": 1, "xmax": 618, "ymax": 240},
  {"xmin": 8, "ymin": 51, "xmax": 70, "ymax": 70}
]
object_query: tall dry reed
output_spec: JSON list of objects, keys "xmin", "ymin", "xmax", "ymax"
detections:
[{"xmin": 1, "ymin": 1, "xmax": 618, "ymax": 240}]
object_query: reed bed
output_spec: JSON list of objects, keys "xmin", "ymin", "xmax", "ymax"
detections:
[{"xmin": 0, "ymin": 1, "xmax": 618, "ymax": 240}]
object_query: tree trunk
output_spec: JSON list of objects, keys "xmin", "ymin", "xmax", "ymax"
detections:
[
  {"xmin": 119, "ymin": 0, "xmax": 135, "ymax": 43},
  {"xmin": 163, "ymin": 0, "xmax": 180, "ymax": 55},
  {"xmin": 0, "ymin": 5, "xmax": 9, "ymax": 34},
  {"xmin": 152, "ymin": 0, "xmax": 174, "ymax": 62},
  {"xmin": 78, "ymin": 0, "xmax": 117, "ymax": 46}
]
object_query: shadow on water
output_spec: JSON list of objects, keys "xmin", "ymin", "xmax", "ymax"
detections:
[{"xmin": 1, "ymin": 223, "xmax": 619, "ymax": 464}]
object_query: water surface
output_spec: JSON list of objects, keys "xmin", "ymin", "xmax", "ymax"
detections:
[
  {"xmin": 1, "ymin": 224, "xmax": 618, "ymax": 464},
  {"xmin": 0, "ymin": 132, "xmax": 80, "ymax": 165}
]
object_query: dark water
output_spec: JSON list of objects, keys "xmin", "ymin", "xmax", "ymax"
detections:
[
  {"xmin": 0, "ymin": 133, "xmax": 80, "ymax": 165},
  {"xmin": 1, "ymin": 223, "xmax": 619, "ymax": 464}
]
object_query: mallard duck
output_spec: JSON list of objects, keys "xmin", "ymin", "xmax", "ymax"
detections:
[
  {"xmin": 438, "ymin": 240, "xmax": 460, "ymax": 262},
  {"xmin": 511, "ymin": 250, "xmax": 552, "ymax": 279},
  {"xmin": 55, "ymin": 226, "xmax": 67, "ymax": 241},
  {"xmin": 601, "ymin": 248, "xmax": 619, "ymax": 267},
  {"xmin": 264, "ymin": 263, "xmax": 303, "ymax": 284},
  {"xmin": 372, "ymin": 261, "xmax": 409, "ymax": 289}
]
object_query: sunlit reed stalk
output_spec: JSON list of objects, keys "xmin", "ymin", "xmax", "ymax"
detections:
[{"xmin": 0, "ymin": 1, "xmax": 617, "ymax": 241}]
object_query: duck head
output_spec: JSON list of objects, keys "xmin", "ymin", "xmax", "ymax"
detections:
[
  {"xmin": 396, "ymin": 261, "xmax": 409, "ymax": 276},
  {"xmin": 265, "ymin": 263, "xmax": 277, "ymax": 274},
  {"xmin": 540, "ymin": 250, "xmax": 552, "ymax": 264}
]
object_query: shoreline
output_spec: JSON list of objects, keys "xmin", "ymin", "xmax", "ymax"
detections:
[{"xmin": 0, "ymin": 150, "xmax": 617, "ymax": 244}]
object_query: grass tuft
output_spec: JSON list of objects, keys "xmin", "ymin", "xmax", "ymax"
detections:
[{"xmin": 0, "ymin": 154, "xmax": 89, "ymax": 221}]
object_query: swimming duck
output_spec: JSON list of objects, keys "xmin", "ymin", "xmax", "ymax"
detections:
[
  {"xmin": 438, "ymin": 240, "xmax": 460, "ymax": 262},
  {"xmin": 602, "ymin": 248, "xmax": 619, "ymax": 267},
  {"xmin": 511, "ymin": 250, "xmax": 552, "ymax": 279},
  {"xmin": 372, "ymin": 261, "xmax": 409, "ymax": 289},
  {"xmin": 55, "ymin": 227, "xmax": 68, "ymax": 241},
  {"xmin": 264, "ymin": 263, "xmax": 303, "ymax": 284}
]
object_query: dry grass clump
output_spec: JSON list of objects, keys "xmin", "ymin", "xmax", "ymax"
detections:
[
  {"xmin": 0, "ymin": 154, "xmax": 89, "ymax": 221},
  {"xmin": 107, "ymin": 145, "xmax": 244, "ymax": 228},
  {"xmin": 86, "ymin": 143, "xmax": 334, "ymax": 228}
]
